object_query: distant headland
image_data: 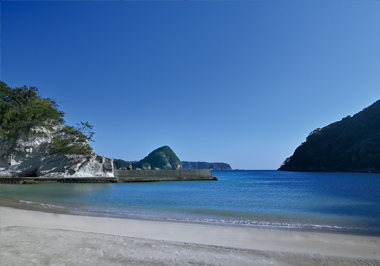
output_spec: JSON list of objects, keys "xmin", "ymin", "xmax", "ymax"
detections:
[{"xmin": 279, "ymin": 99, "xmax": 380, "ymax": 173}]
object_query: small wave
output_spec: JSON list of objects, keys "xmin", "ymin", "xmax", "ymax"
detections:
[
  {"xmin": 97, "ymin": 212, "xmax": 377, "ymax": 233},
  {"xmin": 19, "ymin": 200, "xmax": 35, "ymax": 204},
  {"xmin": 19, "ymin": 199, "xmax": 65, "ymax": 209},
  {"xmin": 16, "ymin": 201, "xmax": 380, "ymax": 235}
]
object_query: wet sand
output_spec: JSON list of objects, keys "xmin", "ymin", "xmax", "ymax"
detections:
[{"xmin": 1, "ymin": 206, "xmax": 380, "ymax": 265}]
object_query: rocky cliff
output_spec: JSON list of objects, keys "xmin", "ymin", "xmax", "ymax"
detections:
[
  {"xmin": 0, "ymin": 123, "xmax": 114, "ymax": 177},
  {"xmin": 0, "ymin": 82, "xmax": 113, "ymax": 177}
]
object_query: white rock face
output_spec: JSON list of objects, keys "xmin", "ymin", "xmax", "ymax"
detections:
[
  {"xmin": 37, "ymin": 154, "xmax": 114, "ymax": 177},
  {"xmin": 0, "ymin": 123, "xmax": 114, "ymax": 177}
]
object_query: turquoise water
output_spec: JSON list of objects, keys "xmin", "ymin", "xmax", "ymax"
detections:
[{"xmin": 1, "ymin": 170, "xmax": 380, "ymax": 234}]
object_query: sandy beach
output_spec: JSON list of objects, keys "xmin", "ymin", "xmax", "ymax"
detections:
[{"xmin": 1, "ymin": 206, "xmax": 379, "ymax": 265}]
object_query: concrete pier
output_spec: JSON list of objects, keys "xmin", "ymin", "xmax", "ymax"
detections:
[{"xmin": 115, "ymin": 169, "xmax": 217, "ymax": 182}]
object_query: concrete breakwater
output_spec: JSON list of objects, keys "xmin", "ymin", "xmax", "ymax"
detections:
[
  {"xmin": 115, "ymin": 169, "xmax": 217, "ymax": 182},
  {"xmin": 0, "ymin": 170, "xmax": 217, "ymax": 184}
]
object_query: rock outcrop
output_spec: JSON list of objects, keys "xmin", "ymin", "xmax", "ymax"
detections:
[{"xmin": 0, "ymin": 123, "xmax": 114, "ymax": 177}]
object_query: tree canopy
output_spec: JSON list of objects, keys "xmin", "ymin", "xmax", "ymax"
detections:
[
  {"xmin": 1, "ymin": 81, "xmax": 95, "ymax": 155},
  {"xmin": 0, "ymin": 81, "xmax": 65, "ymax": 134}
]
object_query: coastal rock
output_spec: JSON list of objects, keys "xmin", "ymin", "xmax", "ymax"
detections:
[
  {"xmin": 37, "ymin": 154, "xmax": 114, "ymax": 177},
  {"xmin": 141, "ymin": 163, "xmax": 151, "ymax": 170},
  {"xmin": 0, "ymin": 124, "xmax": 60, "ymax": 177},
  {"xmin": 0, "ymin": 123, "xmax": 114, "ymax": 177}
]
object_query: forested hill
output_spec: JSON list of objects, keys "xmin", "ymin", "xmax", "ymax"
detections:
[
  {"xmin": 132, "ymin": 146, "xmax": 182, "ymax": 170},
  {"xmin": 279, "ymin": 99, "xmax": 380, "ymax": 173},
  {"xmin": 181, "ymin": 161, "xmax": 232, "ymax": 170}
]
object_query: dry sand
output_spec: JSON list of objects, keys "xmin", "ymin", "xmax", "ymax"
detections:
[{"xmin": 1, "ymin": 206, "xmax": 380, "ymax": 265}]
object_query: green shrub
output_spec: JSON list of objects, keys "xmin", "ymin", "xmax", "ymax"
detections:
[
  {"xmin": 50, "ymin": 137, "xmax": 93, "ymax": 155},
  {"xmin": 50, "ymin": 122, "xmax": 95, "ymax": 155}
]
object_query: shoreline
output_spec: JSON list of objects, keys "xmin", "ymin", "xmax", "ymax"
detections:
[
  {"xmin": 1, "ymin": 197, "xmax": 379, "ymax": 237},
  {"xmin": 1, "ymin": 205, "xmax": 380, "ymax": 265}
]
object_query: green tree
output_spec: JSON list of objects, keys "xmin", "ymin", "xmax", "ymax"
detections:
[
  {"xmin": 50, "ymin": 122, "xmax": 95, "ymax": 155},
  {"xmin": 0, "ymin": 81, "xmax": 65, "ymax": 135},
  {"xmin": 50, "ymin": 136, "xmax": 93, "ymax": 155},
  {"xmin": 75, "ymin": 121, "xmax": 95, "ymax": 142}
]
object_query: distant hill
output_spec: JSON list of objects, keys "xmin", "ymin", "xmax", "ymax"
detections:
[
  {"xmin": 132, "ymin": 146, "xmax": 182, "ymax": 170},
  {"xmin": 181, "ymin": 161, "xmax": 232, "ymax": 170},
  {"xmin": 113, "ymin": 146, "xmax": 231, "ymax": 171},
  {"xmin": 279, "ymin": 99, "xmax": 380, "ymax": 173}
]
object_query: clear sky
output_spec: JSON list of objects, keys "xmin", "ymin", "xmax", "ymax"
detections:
[{"xmin": 1, "ymin": 1, "xmax": 380, "ymax": 169}]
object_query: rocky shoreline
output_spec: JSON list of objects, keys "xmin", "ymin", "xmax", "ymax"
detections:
[
  {"xmin": 0, "ymin": 177, "xmax": 118, "ymax": 184},
  {"xmin": 1, "ymin": 124, "xmax": 218, "ymax": 182}
]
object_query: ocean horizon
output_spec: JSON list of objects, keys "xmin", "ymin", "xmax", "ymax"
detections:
[{"xmin": 1, "ymin": 170, "xmax": 379, "ymax": 235}]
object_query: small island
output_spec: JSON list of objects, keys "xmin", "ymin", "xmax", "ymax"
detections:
[{"xmin": 114, "ymin": 145, "xmax": 218, "ymax": 182}]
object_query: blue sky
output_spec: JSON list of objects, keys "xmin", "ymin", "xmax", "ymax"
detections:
[{"xmin": 2, "ymin": 1, "xmax": 380, "ymax": 169}]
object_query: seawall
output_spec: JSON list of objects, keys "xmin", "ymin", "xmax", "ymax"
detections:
[
  {"xmin": 0, "ymin": 170, "xmax": 217, "ymax": 183},
  {"xmin": 115, "ymin": 169, "xmax": 217, "ymax": 182}
]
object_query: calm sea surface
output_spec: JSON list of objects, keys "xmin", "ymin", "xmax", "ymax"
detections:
[{"xmin": 1, "ymin": 170, "xmax": 380, "ymax": 234}]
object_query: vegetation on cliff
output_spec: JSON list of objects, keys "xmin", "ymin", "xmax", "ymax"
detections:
[
  {"xmin": 279, "ymin": 99, "xmax": 380, "ymax": 172},
  {"xmin": 50, "ymin": 122, "xmax": 95, "ymax": 155},
  {"xmin": 132, "ymin": 146, "xmax": 182, "ymax": 170},
  {"xmin": 0, "ymin": 81, "xmax": 94, "ymax": 155},
  {"xmin": 0, "ymin": 81, "xmax": 64, "ymax": 134}
]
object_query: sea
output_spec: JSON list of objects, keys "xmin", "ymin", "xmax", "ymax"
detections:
[{"xmin": 1, "ymin": 170, "xmax": 380, "ymax": 235}]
